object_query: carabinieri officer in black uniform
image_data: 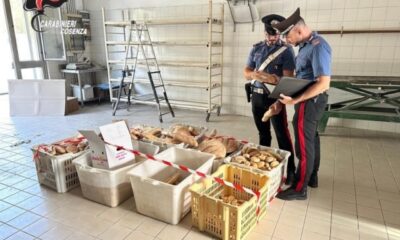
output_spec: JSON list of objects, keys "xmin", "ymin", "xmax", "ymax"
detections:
[
  {"xmin": 272, "ymin": 8, "xmax": 331, "ymax": 200},
  {"xmin": 243, "ymin": 14, "xmax": 296, "ymax": 184}
]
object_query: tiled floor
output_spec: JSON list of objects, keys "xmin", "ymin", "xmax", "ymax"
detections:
[{"xmin": 0, "ymin": 97, "xmax": 400, "ymax": 240}]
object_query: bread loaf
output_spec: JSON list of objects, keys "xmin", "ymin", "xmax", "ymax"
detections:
[
  {"xmin": 164, "ymin": 173, "xmax": 180, "ymax": 185},
  {"xmin": 142, "ymin": 128, "xmax": 162, "ymax": 141},
  {"xmin": 173, "ymin": 132, "xmax": 198, "ymax": 147},
  {"xmin": 262, "ymin": 109, "xmax": 273, "ymax": 122},
  {"xmin": 197, "ymin": 139, "xmax": 226, "ymax": 158},
  {"xmin": 66, "ymin": 145, "xmax": 78, "ymax": 153},
  {"xmin": 54, "ymin": 145, "xmax": 66, "ymax": 155},
  {"xmin": 219, "ymin": 137, "xmax": 238, "ymax": 154}
]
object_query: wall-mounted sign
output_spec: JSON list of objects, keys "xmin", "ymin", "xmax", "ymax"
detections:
[{"xmin": 23, "ymin": 0, "xmax": 68, "ymax": 32}]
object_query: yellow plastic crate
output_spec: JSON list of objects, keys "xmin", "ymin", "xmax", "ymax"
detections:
[{"xmin": 190, "ymin": 165, "xmax": 269, "ymax": 240}]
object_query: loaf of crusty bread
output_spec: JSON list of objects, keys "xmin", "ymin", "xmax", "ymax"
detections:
[
  {"xmin": 197, "ymin": 139, "xmax": 226, "ymax": 158},
  {"xmin": 219, "ymin": 137, "xmax": 238, "ymax": 154},
  {"xmin": 173, "ymin": 132, "xmax": 198, "ymax": 147}
]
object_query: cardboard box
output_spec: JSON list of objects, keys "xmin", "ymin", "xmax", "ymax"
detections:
[
  {"xmin": 79, "ymin": 121, "xmax": 135, "ymax": 169},
  {"xmin": 8, "ymin": 79, "xmax": 66, "ymax": 116},
  {"xmin": 65, "ymin": 96, "xmax": 79, "ymax": 114}
]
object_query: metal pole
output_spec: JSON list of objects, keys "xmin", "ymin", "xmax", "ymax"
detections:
[
  {"xmin": 208, "ymin": 0, "xmax": 213, "ymax": 116},
  {"xmin": 4, "ymin": 0, "xmax": 21, "ymax": 79},
  {"xmin": 220, "ymin": 3, "xmax": 224, "ymax": 112},
  {"xmin": 102, "ymin": 8, "xmax": 113, "ymax": 101}
]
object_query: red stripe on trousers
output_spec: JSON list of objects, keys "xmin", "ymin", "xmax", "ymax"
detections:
[
  {"xmin": 296, "ymin": 102, "xmax": 307, "ymax": 192},
  {"xmin": 282, "ymin": 105, "xmax": 294, "ymax": 154}
]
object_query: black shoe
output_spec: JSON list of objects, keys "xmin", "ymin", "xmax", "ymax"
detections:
[
  {"xmin": 285, "ymin": 171, "xmax": 295, "ymax": 185},
  {"xmin": 276, "ymin": 188, "xmax": 307, "ymax": 201},
  {"xmin": 308, "ymin": 175, "xmax": 318, "ymax": 188}
]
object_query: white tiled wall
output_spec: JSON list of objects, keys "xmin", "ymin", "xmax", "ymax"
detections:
[{"xmin": 82, "ymin": 0, "xmax": 400, "ymax": 133}]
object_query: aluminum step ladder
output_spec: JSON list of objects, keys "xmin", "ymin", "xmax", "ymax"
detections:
[{"xmin": 112, "ymin": 20, "xmax": 175, "ymax": 123}]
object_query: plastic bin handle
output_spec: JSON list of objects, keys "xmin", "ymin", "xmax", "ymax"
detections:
[
  {"xmin": 77, "ymin": 164, "xmax": 103, "ymax": 173},
  {"xmin": 141, "ymin": 177, "xmax": 160, "ymax": 186}
]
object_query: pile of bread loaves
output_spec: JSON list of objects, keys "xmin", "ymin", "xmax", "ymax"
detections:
[
  {"xmin": 219, "ymin": 194, "xmax": 245, "ymax": 206},
  {"xmin": 231, "ymin": 146, "xmax": 282, "ymax": 171},
  {"xmin": 130, "ymin": 125, "xmax": 200, "ymax": 148},
  {"xmin": 43, "ymin": 138, "xmax": 88, "ymax": 155},
  {"xmin": 195, "ymin": 129, "xmax": 240, "ymax": 159}
]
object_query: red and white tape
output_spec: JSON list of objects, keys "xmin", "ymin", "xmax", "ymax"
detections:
[
  {"xmin": 33, "ymin": 144, "xmax": 50, "ymax": 160},
  {"xmin": 33, "ymin": 135, "xmax": 263, "ymax": 219},
  {"xmin": 63, "ymin": 136, "xmax": 86, "ymax": 145},
  {"xmin": 205, "ymin": 136, "xmax": 288, "ymax": 202},
  {"xmin": 33, "ymin": 137, "xmax": 87, "ymax": 172},
  {"xmin": 33, "ymin": 136, "xmax": 86, "ymax": 159},
  {"xmin": 104, "ymin": 141, "xmax": 263, "ymax": 218}
]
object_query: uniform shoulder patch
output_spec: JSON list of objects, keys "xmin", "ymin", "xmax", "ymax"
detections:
[{"xmin": 312, "ymin": 38, "xmax": 320, "ymax": 46}]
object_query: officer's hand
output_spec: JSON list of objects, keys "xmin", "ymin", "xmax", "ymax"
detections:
[
  {"xmin": 279, "ymin": 94, "xmax": 297, "ymax": 105},
  {"xmin": 268, "ymin": 74, "xmax": 279, "ymax": 85},
  {"xmin": 251, "ymin": 71, "xmax": 263, "ymax": 80},
  {"xmin": 261, "ymin": 73, "xmax": 279, "ymax": 84}
]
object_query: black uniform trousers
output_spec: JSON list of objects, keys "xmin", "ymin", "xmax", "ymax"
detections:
[
  {"xmin": 251, "ymin": 90, "xmax": 296, "ymax": 175},
  {"xmin": 292, "ymin": 93, "xmax": 328, "ymax": 192}
]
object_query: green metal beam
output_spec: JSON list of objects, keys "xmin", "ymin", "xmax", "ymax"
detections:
[{"xmin": 319, "ymin": 78, "xmax": 400, "ymax": 133}]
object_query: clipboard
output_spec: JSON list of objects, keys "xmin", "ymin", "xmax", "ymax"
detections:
[{"xmin": 268, "ymin": 77, "xmax": 314, "ymax": 99}]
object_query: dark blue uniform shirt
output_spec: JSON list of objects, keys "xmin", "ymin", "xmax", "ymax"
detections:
[
  {"xmin": 296, "ymin": 32, "xmax": 332, "ymax": 81},
  {"xmin": 246, "ymin": 41, "xmax": 296, "ymax": 78}
]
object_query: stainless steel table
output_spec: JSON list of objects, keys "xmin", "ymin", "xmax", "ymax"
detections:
[{"xmin": 61, "ymin": 67, "xmax": 105, "ymax": 106}]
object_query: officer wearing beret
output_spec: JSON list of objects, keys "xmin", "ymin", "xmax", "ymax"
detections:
[
  {"xmin": 271, "ymin": 8, "xmax": 331, "ymax": 200},
  {"xmin": 243, "ymin": 14, "xmax": 296, "ymax": 184}
]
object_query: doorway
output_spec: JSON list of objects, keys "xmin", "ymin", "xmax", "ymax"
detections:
[
  {"xmin": 0, "ymin": 1, "xmax": 15, "ymax": 94},
  {"xmin": 1, "ymin": 0, "xmax": 48, "ymax": 95}
]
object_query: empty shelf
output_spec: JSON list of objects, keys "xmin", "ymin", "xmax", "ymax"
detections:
[
  {"xmin": 109, "ymin": 78, "xmax": 221, "ymax": 90},
  {"xmin": 106, "ymin": 40, "xmax": 221, "ymax": 47},
  {"xmin": 108, "ymin": 60, "xmax": 221, "ymax": 69},
  {"xmin": 112, "ymin": 97, "xmax": 220, "ymax": 111},
  {"xmin": 104, "ymin": 18, "xmax": 222, "ymax": 27}
]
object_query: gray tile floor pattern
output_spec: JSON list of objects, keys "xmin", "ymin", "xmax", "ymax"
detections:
[{"xmin": 0, "ymin": 100, "xmax": 399, "ymax": 239}]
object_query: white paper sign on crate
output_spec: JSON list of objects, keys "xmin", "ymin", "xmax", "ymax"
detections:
[{"xmin": 79, "ymin": 121, "xmax": 135, "ymax": 169}]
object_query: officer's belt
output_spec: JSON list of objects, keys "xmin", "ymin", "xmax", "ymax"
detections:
[{"xmin": 253, "ymin": 87, "xmax": 266, "ymax": 94}]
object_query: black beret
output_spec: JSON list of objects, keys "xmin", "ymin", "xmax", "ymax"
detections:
[
  {"xmin": 272, "ymin": 8, "xmax": 301, "ymax": 35},
  {"xmin": 261, "ymin": 14, "xmax": 285, "ymax": 35}
]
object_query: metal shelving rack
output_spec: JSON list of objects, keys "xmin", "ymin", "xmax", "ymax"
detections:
[{"xmin": 102, "ymin": 0, "xmax": 224, "ymax": 121}]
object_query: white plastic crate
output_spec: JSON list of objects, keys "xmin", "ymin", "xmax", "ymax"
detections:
[
  {"xmin": 127, "ymin": 147, "xmax": 215, "ymax": 224},
  {"xmin": 225, "ymin": 144, "xmax": 290, "ymax": 202},
  {"xmin": 32, "ymin": 146, "xmax": 86, "ymax": 193},
  {"xmin": 72, "ymin": 85, "xmax": 94, "ymax": 101},
  {"xmin": 73, "ymin": 141, "xmax": 159, "ymax": 207}
]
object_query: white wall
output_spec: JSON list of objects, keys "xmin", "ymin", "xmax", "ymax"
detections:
[{"xmin": 84, "ymin": 0, "xmax": 400, "ymax": 133}]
